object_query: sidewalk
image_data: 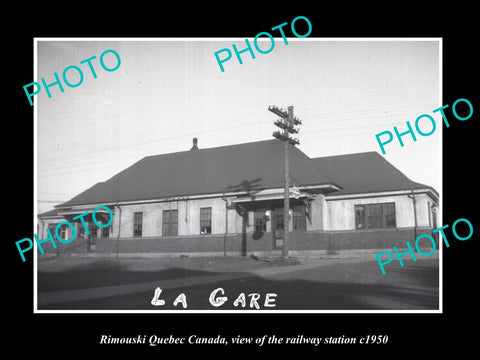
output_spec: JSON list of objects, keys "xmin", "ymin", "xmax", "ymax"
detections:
[{"xmin": 36, "ymin": 251, "xmax": 439, "ymax": 309}]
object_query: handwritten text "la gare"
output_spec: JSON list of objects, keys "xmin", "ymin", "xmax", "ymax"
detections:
[{"xmin": 151, "ymin": 287, "xmax": 277, "ymax": 309}]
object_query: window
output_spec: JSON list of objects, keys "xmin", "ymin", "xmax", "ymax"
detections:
[
  {"xmin": 355, "ymin": 203, "xmax": 396, "ymax": 230},
  {"xmin": 384, "ymin": 202, "xmax": 396, "ymax": 228},
  {"xmin": 355, "ymin": 205, "xmax": 366, "ymax": 229},
  {"xmin": 133, "ymin": 212, "xmax": 143, "ymax": 237},
  {"xmin": 47, "ymin": 224, "xmax": 57, "ymax": 239},
  {"xmin": 58, "ymin": 224, "xmax": 67, "ymax": 240},
  {"xmin": 200, "ymin": 207, "xmax": 212, "ymax": 234},
  {"xmin": 273, "ymin": 207, "xmax": 284, "ymax": 230},
  {"xmin": 102, "ymin": 227, "xmax": 109, "ymax": 238},
  {"xmin": 90, "ymin": 227, "xmax": 98, "ymax": 238},
  {"xmin": 293, "ymin": 205, "xmax": 306, "ymax": 231},
  {"xmin": 254, "ymin": 208, "xmax": 267, "ymax": 232},
  {"xmin": 163, "ymin": 209, "xmax": 178, "ymax": 236},
  {"xmin": 367, "ymin": 204, "xmax": 383, "ymax": 229}
]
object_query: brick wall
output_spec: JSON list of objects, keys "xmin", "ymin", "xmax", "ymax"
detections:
[{"xmin": 38, "ymin": 226, "xmax": 437, "ymax": 257}]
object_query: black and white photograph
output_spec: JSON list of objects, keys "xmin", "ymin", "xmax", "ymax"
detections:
[
  {"xmin": 34, "ymin": 38, "xmax": 441, "ymax": 312},
  {"xmin": 6, "ymin": 6, "xmax": 478, "ymax": 356}
]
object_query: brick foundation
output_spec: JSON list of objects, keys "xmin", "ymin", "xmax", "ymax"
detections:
[{"xmin": 38, "ymin": 226, "xmax": 437, "ymax": 257}]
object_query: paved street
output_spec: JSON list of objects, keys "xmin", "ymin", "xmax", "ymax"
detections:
[{"xmin": 37, "ymin": 253, "xmax": 439, "ymax": 311}]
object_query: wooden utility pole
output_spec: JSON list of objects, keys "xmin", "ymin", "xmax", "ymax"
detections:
[
  {"xmin": 269, "ymin": 105, "xmax": 301, "ymax": 259},
  {"xmin": 283, "ymin": 121, "xmax": 290, "ymax": 259}
]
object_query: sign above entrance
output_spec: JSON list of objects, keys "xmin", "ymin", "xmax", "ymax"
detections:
[{"xmin": 290, "ymin": 186, "xmax": 301, "ymax": 199}]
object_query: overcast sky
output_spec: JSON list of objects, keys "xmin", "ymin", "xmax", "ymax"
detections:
[{"xmin": 36, "ymin": 39, "xmax": 441, "ymax": 213}]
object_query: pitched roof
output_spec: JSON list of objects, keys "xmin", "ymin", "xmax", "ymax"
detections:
[
  {"xmin": 311, "ymin": 151, "xmax": 437, "ymax": 196},
  {"xmin": 55, "ymin": 141, "xmax": 437, "ymax": 209},
  {"xmin": 57, "ymin": 139, "xmax": 334, "ymax": 207},
  {"xmin": 38, "ymin": 208, "xmax": 63, "ymax": 218}
]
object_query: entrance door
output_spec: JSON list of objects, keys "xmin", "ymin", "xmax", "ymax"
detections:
[
  {"xmin": 88, "ymin": 224, "xmax": 97, "ymax": 252},
  {"xmin": 272, "ymin": 207, "xmax": 284, "ymax": 250}
]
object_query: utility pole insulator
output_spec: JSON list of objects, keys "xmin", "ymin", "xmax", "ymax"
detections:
[
  {"xmin": 274, "ymin": 120, "xmax": 299, "ymax": 133},
  {"xmin": 269, "ymin": 105, "xmax": 302, "ymax": 260}
]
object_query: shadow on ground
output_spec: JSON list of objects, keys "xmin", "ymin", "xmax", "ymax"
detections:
[
  {"xmin": 38, "ymin": 259, "xmax": 218, "ymax": 292},
  {"xmin": 37, "ymin": 257, "xmax": 439, "ymax": 311}
]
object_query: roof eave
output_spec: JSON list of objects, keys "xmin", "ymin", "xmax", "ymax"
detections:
[
  {"xmin": 325, "ymin": 187, "xmax": 439, "ymax": 201},
  {"xmin": 53, "ymin": 183, "xmax": 340, "ymax": 209}
]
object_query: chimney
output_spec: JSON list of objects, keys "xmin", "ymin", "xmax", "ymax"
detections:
[{"xmin": 190, "ymin": 137, "xmax": 199, "ymax": 151}]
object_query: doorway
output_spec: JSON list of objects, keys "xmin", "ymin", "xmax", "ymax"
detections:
[{"xmin": 272, "ymin": 207, "xmax": 284, "ymax": 250}]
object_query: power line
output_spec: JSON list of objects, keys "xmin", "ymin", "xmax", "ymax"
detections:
[
  {"xmin": 269, "ymin": 105, "xmax": 302, "ymax": 260},
  {"xmin": 37, "ymin": 109, "xmax": 273, "ymax": 164},
  {"xmin": 38, "ymin": 191, "xmax": 70, "ymax": 195},
  {"xmin": 38, "ymin": 98, "xmax": 435, "ymax": 165},
  {"xmin": 36, "ymin": 100, "xmax": 440, "ymax": 178}
]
